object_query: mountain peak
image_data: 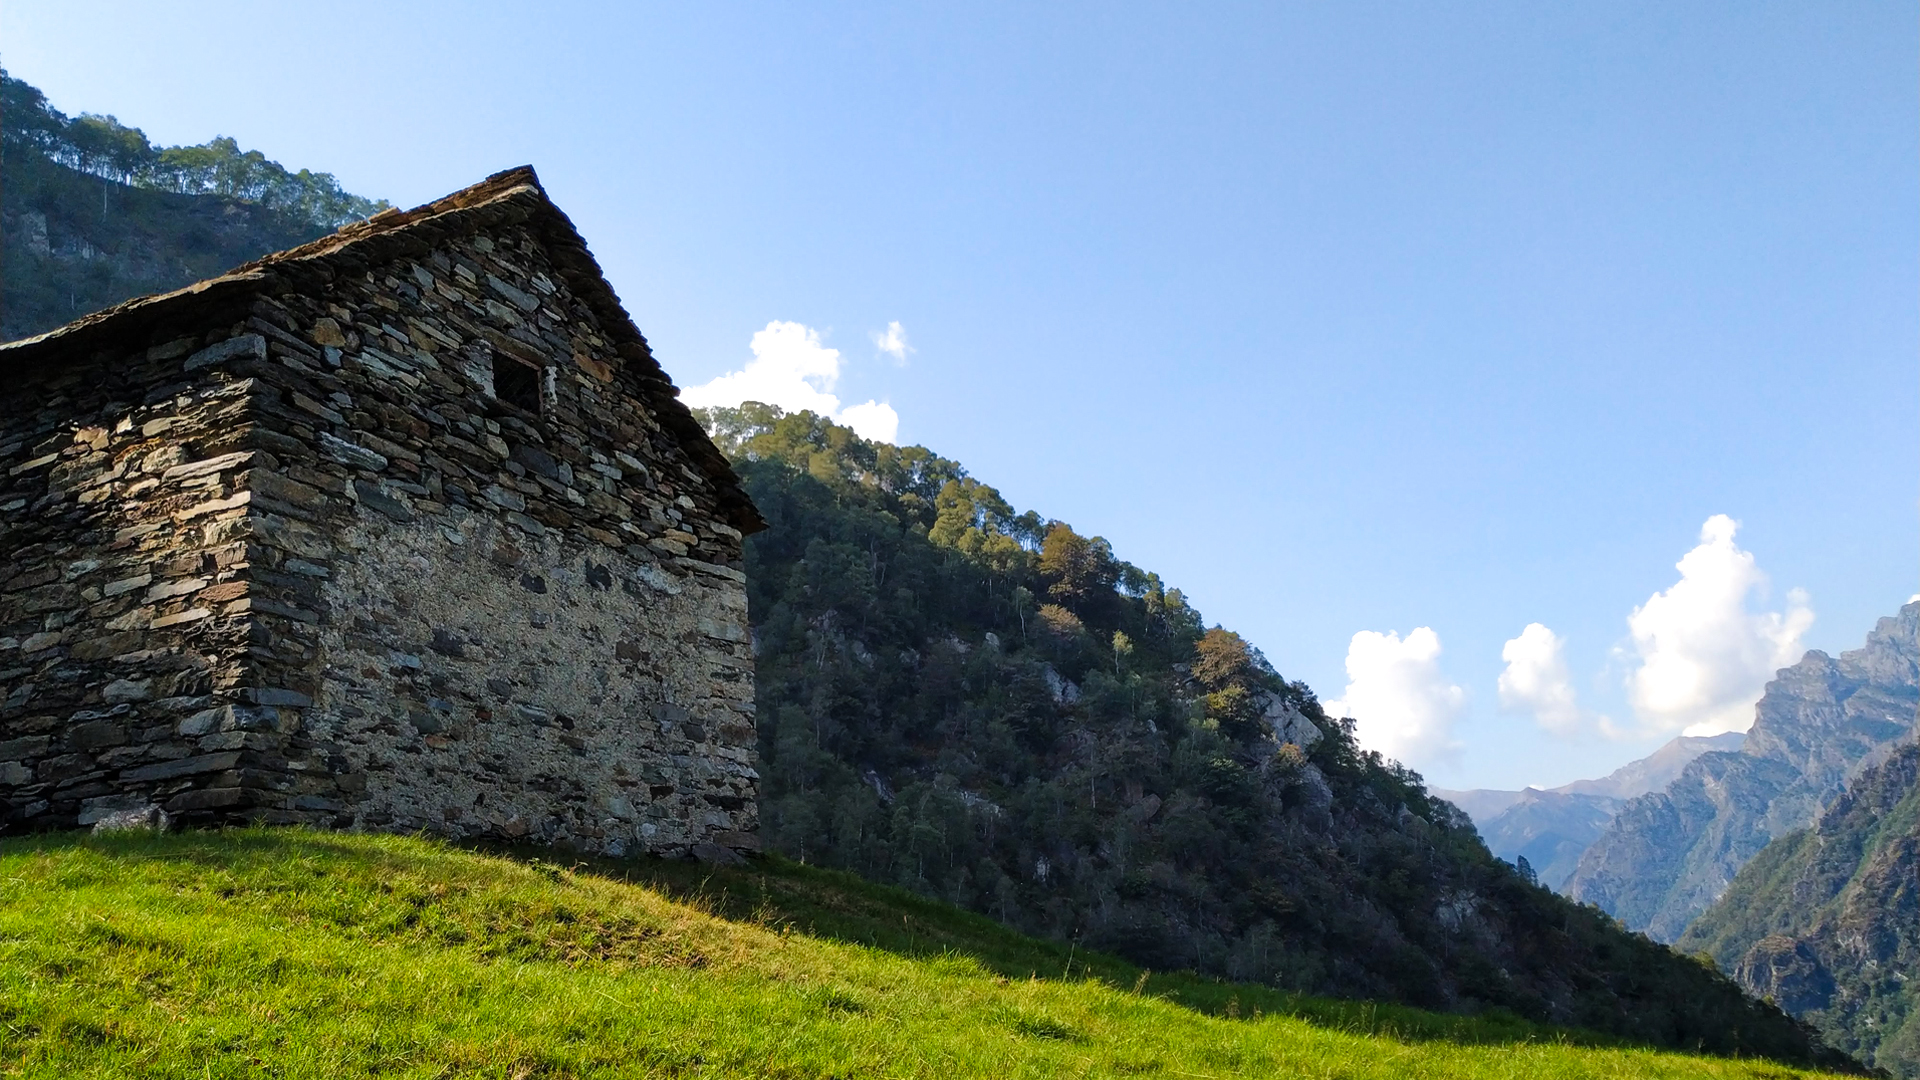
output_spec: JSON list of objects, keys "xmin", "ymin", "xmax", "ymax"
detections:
[{"xmin": 1566, "ymin": 603, "xmax": 1919, "ymax": 941}]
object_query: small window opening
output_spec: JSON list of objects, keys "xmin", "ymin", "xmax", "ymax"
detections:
[{"xmin": 494, "ymin": 357, "xmax": 542, "ymax": 413}]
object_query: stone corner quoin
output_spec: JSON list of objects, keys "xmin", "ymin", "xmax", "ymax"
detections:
[{"xmin": 0, "ymin": 166, "xmax": 765, "ymax": 860}]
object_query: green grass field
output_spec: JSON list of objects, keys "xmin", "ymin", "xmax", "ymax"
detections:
[{"xmin": 0, "ymin": 828, "xmax": 1855, "ymax": 1078}]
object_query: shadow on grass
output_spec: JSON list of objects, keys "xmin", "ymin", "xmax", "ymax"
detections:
[
  {"xmin": 585, "ymin": 849, "xmax": 1875, "ymax": 1077},
  {"xmin": 498, "ymin": 838, "xmax": 1638, "ymax": 1053}
]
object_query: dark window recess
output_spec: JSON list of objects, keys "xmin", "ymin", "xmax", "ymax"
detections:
[{"xmin": 494, "ymin": 358, "xmax": 542, "ymax": 412}]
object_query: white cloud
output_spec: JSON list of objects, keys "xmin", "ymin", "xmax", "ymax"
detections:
[
  {"xmin": 871, "ymin": 321, "xmax": 913, "ymax": 363},
  {"xmin": 680, "ymin": 321, "xmax": 900, "ymax": 443},
  {"xmin": 1499, "ymin": 623, "xmax": 1584, "ymax": 735},
  {"xmin": 836, "ymin": 400, "xmax": 900, "ymax": 444},
  {"xmin": 1619, "ymin": 514, "xmax": 1813, "ymax": 738},
  {"xmin": 1326, "ymin": 627, "xmax": 1466, "ymax": 769}
]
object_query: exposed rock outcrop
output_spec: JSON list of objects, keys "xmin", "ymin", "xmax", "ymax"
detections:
[{"xmin": 1681, "ymin": 742, "xmax": 1920, "ymax": 1076}]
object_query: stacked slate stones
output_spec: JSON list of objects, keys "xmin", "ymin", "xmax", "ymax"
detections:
[{"xmin": 0, "ymin": 167, "xmax": 766, "ymax": 861}]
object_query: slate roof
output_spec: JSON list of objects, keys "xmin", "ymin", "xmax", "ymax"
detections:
[{"xmin": 0, "ymin": 166, "xmax": 762, "ymax": 533}]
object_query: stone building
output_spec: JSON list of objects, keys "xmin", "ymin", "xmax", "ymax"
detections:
[{"xmin": 0, "ymin": 167, "xmax": 765, "ymax": 859}]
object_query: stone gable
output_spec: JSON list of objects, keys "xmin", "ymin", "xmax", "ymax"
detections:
[{"xmin": 0, "ymin": 168, "xmax": 764, "ymax": 859}]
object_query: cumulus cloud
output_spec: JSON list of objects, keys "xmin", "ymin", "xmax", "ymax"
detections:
[
  {"xmin": 871, "ymin": 321, "xmax": 913, "ymax": 363},
  {"xmin": 1327, "ymin": 627, "xmax": 1467, "ymax": 768},
  {"xmin": 1619, "ymin": 514, "xmax": 1813, "ymax": 738},
  {"xmin": 680, "ymin": 320, "xmax": 899, "ymax": 443},
  {"xmin": 835, "ymin": 401, "xmax": 900, "ymax": 444},
  {"xmin": 1499, "ymin": 623, "xmax": 1584, "ymax": 735}
]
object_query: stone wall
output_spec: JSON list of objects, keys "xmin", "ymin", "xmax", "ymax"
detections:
[
  {"xmin": 234, "ymin": 221, "xmax": 759, "ymax": 856},
  {"xmin": 0, "ymin": 197, "xmax": 760, "ymax": 857},
  {"xmin": 310, "ymin": 517, "xmax": 754, "ymax": 856},
  {"xmin": 0, "ymin": 313, "xmax": 266, "ymax": 828}
]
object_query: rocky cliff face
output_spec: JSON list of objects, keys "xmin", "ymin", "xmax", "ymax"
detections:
[
  {"xmin": 1679, "ymin": 743, "xmax": 1920, "ymax": 1077},
  {"xmin": 1, "ymin": 146, "xmax": 325, "ymax": 342},
  {"xmin": 1565, "ymin": 603, "xmax": 1920, "ymax": 941}
]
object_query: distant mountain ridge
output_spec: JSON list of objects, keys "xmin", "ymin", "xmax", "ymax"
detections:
[
  {"xmin": 1564, "ymin": 603, "xmax": 1920, "ymax": 941},
  {"xmin": 1470, "ymin": 790, "xmax": 1619, "ymax": 891},
  {"xmin": 1680, "ymin": 742, "xmax": 1920, "ymax": 1076},
  {"xmin": 1434, "ymin": 732, "xmax": 1742, "ymax": 890},
  {"xmin": 1561, "ymin": 732, "xmax": 1749, "ymax": 799}
]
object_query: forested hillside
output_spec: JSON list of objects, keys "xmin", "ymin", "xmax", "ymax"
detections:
[
  {"xmin": 697, "ymin": 403, "xmax": 1839, "ymax": 1061},
  {"xmin": 0, "ymin": 69, "xmax": 387, "ymax": 340},
  {"xmin": 1681, "ymin": 743, "xmax": 1920, "ymax": 1077}
]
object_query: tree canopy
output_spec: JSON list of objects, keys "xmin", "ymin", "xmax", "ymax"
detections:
[{"xmin": 2, "ymin": 69, "xmax": 389, "ymax": 231}]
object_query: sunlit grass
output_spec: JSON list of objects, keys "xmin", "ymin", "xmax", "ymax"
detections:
[{"xmin": 0, "ymin": 828, "xmax": 1853, "ymax": 1078}]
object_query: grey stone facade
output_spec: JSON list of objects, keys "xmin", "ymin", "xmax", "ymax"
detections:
[{"xmin": 0, "ymin": 168, "xmax": 765, "ymax": 858}]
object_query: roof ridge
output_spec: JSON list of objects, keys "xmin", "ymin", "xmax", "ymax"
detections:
[
  {"xmin": 0, "ymin": 166, "xmax": 544, "ymax": 359},
  {"xmin": 0, "ymin": 165, "xmax": 764, "ymax": 534},
  {"xmin": 231, "ymin": 165, "xmax": 544, "ymax": 275}
]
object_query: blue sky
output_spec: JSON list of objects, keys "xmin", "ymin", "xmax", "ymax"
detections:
[{"xmin": 6, "ymin": 1, "xmax": 1913, "ymax": 789}]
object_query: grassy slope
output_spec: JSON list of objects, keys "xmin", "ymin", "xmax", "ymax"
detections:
[{"xmin": 0, "ymin": 829, "xmax": 1854, "ymax": 1079}]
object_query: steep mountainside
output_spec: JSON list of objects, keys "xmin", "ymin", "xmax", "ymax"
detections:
[
  {"xmin": 0, "ymin": 70, "xmax": 384, "ymax": 341},
  {"xmin": 1566, "ymin": 605, "xmax": 1920, "ymax": 941},
  {"xmin": 1437, "ymin": 733, "xmax": 1743, "ymax": 891},
  {"xmin": 699, "ymin": 403, "xmax": 1837, "ymax": 1056},
  {"xmin": 1680, "ymin": 743, "xmax": 1920, "ymax": 1077}
]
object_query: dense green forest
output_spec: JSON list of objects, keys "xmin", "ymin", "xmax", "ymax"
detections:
[
  {"xmin": 0, "ymin": 69, "xmax": 388, "ymax": 340},
  {"xmin": 696, "ymin": 403, "xmax": 1843, "ymax": 1063}
]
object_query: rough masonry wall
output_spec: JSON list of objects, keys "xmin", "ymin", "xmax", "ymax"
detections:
[
  {"xmin": 314, "ymin": 517, "xmax": 753, "ymax": 855},
  {"xmin": 220, "ymin": 221, "xmax": 758, "ymax": 855},
  {"xmin": 0, "ymin": 321, "xmax": 296, "ymax": 830}
]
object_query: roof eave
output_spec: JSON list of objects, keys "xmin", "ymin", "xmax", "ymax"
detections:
[{"xmin": 0, "ymin": 165, "xmax": 766, "ymax": 536}]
